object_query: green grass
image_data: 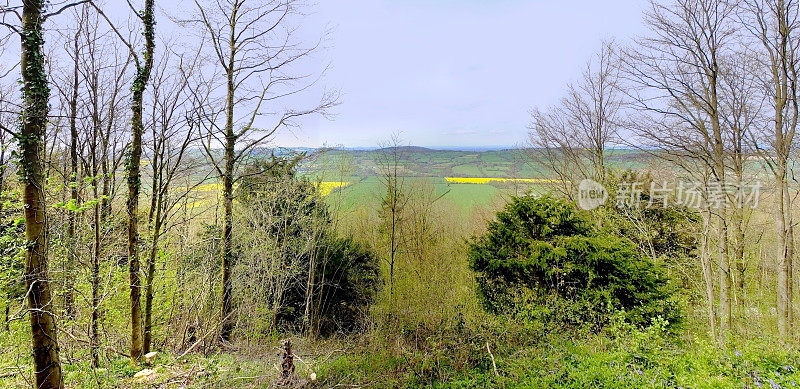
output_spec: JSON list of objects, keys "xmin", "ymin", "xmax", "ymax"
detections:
[
  {"xmin": 322, "ymin": 175, "xmax": 551, "ymax": 213},
  {"xmin": 305, "ymin": 148, "xmax": 536, "ymax": 181},
  {"xmin": 303, "ymin": 148, "xmax": 584, "ymax": 213},
  {"xmin": 450, "ymin": 163, "xmax": 483, "ymax": 177},
  {"xmin": 310, "ymin": 316, "xmax": 800, "ymax": 389}
]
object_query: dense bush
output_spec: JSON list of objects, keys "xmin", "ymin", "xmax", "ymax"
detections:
[
  {"xmin": 468, "ymin": 195, "xmax": 679, "ymax": 329},
  {"xmin": 312, "ymin": 236, "xmax": 380, "ymax": 335},
  {"xmin": 234, "ymin": 157, "xmax": 380, "ymax": 337}
]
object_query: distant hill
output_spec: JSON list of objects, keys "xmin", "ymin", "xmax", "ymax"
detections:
[{"xmin": 374, "ymin": 146, "xmax": 436, "ymax": 153}]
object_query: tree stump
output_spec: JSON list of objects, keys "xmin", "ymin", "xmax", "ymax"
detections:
[{"xmin": 276, "ymin": 340, "xmax": 307, "ymax": 387}]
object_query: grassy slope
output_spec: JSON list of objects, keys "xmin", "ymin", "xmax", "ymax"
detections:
[{"xmin": 2, "ymin": 321, "xmax": 792, "ymax": 387}]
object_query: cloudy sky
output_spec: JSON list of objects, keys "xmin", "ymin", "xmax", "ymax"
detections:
[{"xmin": 162, "ymin": 0, "xmax": 647, "ymax": 148}]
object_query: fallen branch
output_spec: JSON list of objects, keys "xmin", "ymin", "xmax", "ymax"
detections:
[
  {"xmin": 174, "ymin": 310, "xmax": 236, "ymax": 361},
  {"xmin": 58, "ymin": 327, "xmax": 130, "ymax": 358},
  {"xmin": 486, "ymin": 342, "xmax": 498, "ymax": 377},
  {"xmin": 176, "ymin": 324, "xmax": 218, "ymax": 360}
]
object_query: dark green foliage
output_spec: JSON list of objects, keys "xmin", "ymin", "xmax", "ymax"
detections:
[
  {"xmin": 308, "ymin": 236, "xmax": 379, "ymax": 335},
  {"xmin": 468, "ymin": 195, "xmax": 679, "ymax": 329},
  {"xmin": 237, "ymin": 156, "xmax": 379, "ymax": 336},
  {"xmin": 239, "ymin": 156, "xmax": 327, "ymax": 240}
]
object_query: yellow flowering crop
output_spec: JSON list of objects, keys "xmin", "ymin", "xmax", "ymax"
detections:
[{"xmin": 317, "ymin": 182, "xmax": 350, "ymax": 196}]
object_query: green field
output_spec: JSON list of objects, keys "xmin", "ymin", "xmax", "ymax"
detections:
[
  {"xmin": 301, "ymin": 147, "xmax": 651, "ymax": 212},
  {"xmin": 323, "ymin": 176, "xmax": 511, "ymax": 212}
]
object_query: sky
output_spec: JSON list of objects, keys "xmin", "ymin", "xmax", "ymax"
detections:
[{"xmin": 160, "ymin": 0, "xmax": 649, "ymax": 148}]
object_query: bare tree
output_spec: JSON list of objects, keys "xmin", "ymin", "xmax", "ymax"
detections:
[
  {"xmin": 376, "ymin": 134, "xmax": 408, "ymax": 301},
  {"xmin": 58, "ymin": 7, "xmax": 82, "ymax": 321},
  {"xmin": 738, "ymin": 0, "xmax": 800, "ymax": 340},
  {"xmin": 124, "ymin": 0, "xmax": 155, "ymax": 361},
  {"xmin": 75, "ymin": 6, "xmax": 130, "ymax": 366},
  {"xmin": 529, "ymin": 41, "xmax": 622, "ymax": 197},
  {"xmin": 90, "ymin": 0, "xmax": 156, "ymax": 361},
  {"xmin": 0, "ymin": 0, "xmax": 93, "ymax": 386},
  {"xmin": 718, "ymin": 53, "xmax": 759, "ymax": 311},
  {"xmin": 188, "ymin": 0, "xmax": 336, "ymax": 341},
  {"xmin": 142, "ymin": 43, "xmax": 204, "ymax": 354},
  {"xmin": 18, "ymin": 2, "xmax": 64, "ymax": 383},
  {"xmin": 624, "ymin": 0, "xmax": 738, "ymax": 340}
]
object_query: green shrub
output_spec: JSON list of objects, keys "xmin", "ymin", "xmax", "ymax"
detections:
[
  {"xmin": 303, "ymin": 236, "xmax": 380, "ymax": 336},
  {"xmin": 468, "ymin": 195, "xmax": 679, "ymax": 329},
  {"xmin": 234, "ymin": 156, "xmax": 380, "ymax": 337}
]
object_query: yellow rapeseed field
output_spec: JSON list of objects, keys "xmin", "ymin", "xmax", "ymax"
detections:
[
  {"xmin": 317, "ymin": 181, "xmax": 350, "ymax": 196},
  {"xmin": 187, "ymin": 181, "xmax": 350, "ymax": 196},
  {"xmin": 181, "ymin": 181, "xmax": 350, "ymax": 210}
]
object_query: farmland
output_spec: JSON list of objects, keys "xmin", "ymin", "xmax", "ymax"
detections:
[{"xmin": 300, "ymin": 146, "xmax": 649, "ymax": 212}]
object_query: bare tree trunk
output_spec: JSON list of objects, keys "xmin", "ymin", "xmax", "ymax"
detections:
[
  {"xmin": 20, "ymin": 0, "xmax": 63, "ymax": 386},
  {"xmin": 303, "ymin": 219, "xmax": 325, "ymax": 337},
  {"xmin": 787, "ymin": 189, "xmax": 794, "ymax": 336},
  {"xmin": 740, "ymin": 0, "xmax": 800, "ymax": 342},
  {"xmin": 390, "ymin": 200, "xmax": 396, "ymax": 299},
  {"xmin": 303, "ymin": 246, "xmax": 317, "ymax": 336},
  {"xmin": 778, "ymin": 166, "xmax": 793, "ymax": 338},
  {"xmin": 701, "ymin": 202, "xmax": 717, "ymax": 340},
  {"xmin": 718, "ymin": 204, "xmax": 732, "ymax": 335},
  {"xmin": 127, "ymin": 83, "xmax": 144, "ymax": 362},
  {"xmin": 144, "ymin": 209, "xmax": 162, "ymax": 354},
  {"xmin": 708, "ymin": 51, "xmax": 732, "ymax": 337},
  {"xmin": 732, "ymin": 155, "xmax": 746, "ymax": 301},
  {"xmin": 91, "ymin": 181, "xmax": 100, "ymax": 368},
  {"xmin": 220, "ymin": 21, "xmax": 237, "ymax": 341},
  {"xmin": 100, "ymin": 140, "xmax": 111, "ymax": 222},
  {"xmin": 143, "ymin": 124, "xmax": 160, "ymax": 355},
  {"xmin": 65, "ymin": 23, "xmax": 80, "ymax": 321}
]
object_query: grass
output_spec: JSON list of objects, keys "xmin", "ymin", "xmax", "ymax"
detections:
[
  {"xmin": 4, "ymin": 311, "xmax": 799, "ymax": 388},
  {"xmin": 323, "ymin": 176, "xmax": 516, "ymax": 212},
  {"xmin": 308, "ymin": 315, "xmax": 800, "ymax": 388},
  {"xmin": 300, "ymin": 148, "xmax": 570, "ymax": 214}
]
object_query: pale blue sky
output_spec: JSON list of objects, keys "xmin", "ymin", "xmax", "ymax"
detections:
[{"xmin": 163, "ymin": 0, "xmax": 647, "ymax": 148}]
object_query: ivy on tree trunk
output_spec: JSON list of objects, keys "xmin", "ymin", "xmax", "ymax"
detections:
[
  {"xmin": 19, "ymin": 0, "xmax": 63, "ymax": 387},
  {"xmin": 127, "ymin": 0, "xmax": 156, "ymax": 362}
]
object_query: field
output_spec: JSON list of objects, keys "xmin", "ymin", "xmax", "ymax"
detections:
[
  {"xmin": 300, "ymin": 147, "xmax": 657, "ymax": 212},
  {"xmin": 304, "ymin": 147, "xmax": 552, "ymax": 211},
  {"xmin": 168, "ymin": 148, "xmax": 566, "ymax": 217},
  {"xmin": 166, "ymin": 147, "xmax": 665, "ymax": 214}
]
